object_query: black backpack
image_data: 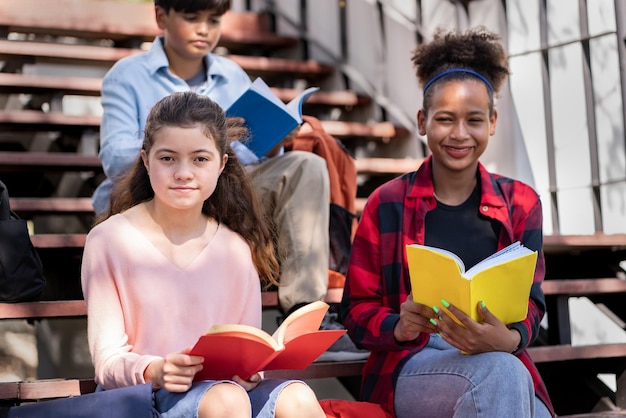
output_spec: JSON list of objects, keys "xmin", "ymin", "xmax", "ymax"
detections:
[{"xmin": 0, "ymin": 180, "xmax": 46, "ymax": 302}]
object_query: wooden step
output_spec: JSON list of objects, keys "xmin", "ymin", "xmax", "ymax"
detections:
[
  {"xmin": 0, "ymin": 39, "xmax": 139, "ymax": 67},
  {"xmin": 355, "ymin": 157, "xmax": 421, "ymax": 175},
  {"xmin": 0, "ymin": 109, "xmax": 100, "ymax": 131},
  {"xmin": 542, "ymin": 278, "xmax": 626, "ymax": 296},
  {"xmin": 0, "ymin": 40, "xmax": 332, "ymax": 80},
  {"xmin": 528, "ymin": 343, "xmax": 626, "ymax": 363},
  {"xmin": 319, "ymin": 120, "xmax": 410, "ymax": 139},
  {"xmin": 0, "ymin": 73, "xmax": 102, "ymax": 96},
  {"xmin": 227, "ymin": 54, "xmax": 334, "ymax": 81},
  {"xmin": 286, "ymin": 89, "xmax": 371, "ymax": 108},
  {"xmin": 0, "ymin": 73, "xmax": 371, "ymax": 109},
  {"xmin": 10, "ymin": 197, "xmax": 94, "ymax": 214},
  {"xmin": 0, "ymin": 0, "xmax": 158, "ymax": 43},
  {"xmin": 0, "ymin": 358, "xmax": 365, "ymax": 402},
  {"xmin": 30, "ymin": 233, "xmax": 85, "ymax": 249},
  {"xmin": 0, "ymin": 294, "xmax": 275, "ymax": 321},
  {"xmin": 543, "ymin": 234, "xmax": 626, "ymax": 251},
  {"xmin": 0, "ymin": 300, "xmax": 87, "ymax": 320},
  {"xmin": 0, "ymin": 110, "xmax": 407, "ymax": 141},
  {"xmin": 0, "ymin": 379, "xmax": 97, "ymax": 403},
  {"xmin": 0, "ymin": 152, "xmax": 101, "ymax": 172},
  {"xmin": 0, "ymin": 0, "xmax": 296, "ymax": 52}
]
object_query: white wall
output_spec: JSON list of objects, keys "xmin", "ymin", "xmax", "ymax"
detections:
[{"xmin": 264, "ymin": 0, "xmax": 626, "ymax": 234}]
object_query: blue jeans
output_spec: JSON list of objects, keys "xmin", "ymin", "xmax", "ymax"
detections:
[
  {"xmin": 394, "ymin": 335, "xmax": 551, "ymax": 417},
  {"xmin": 154, "ymin": 378, "xmax": 297, "ymax": 418}
]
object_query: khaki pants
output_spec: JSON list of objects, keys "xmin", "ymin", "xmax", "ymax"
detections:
[{"xmin": 246, "ymin": 151, "xmax": 330, "ymax": 312}]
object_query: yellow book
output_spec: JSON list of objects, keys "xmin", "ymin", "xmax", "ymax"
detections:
[{"xmin": 406, "ymin": 242, "xmax": 537, "ymax": 324}]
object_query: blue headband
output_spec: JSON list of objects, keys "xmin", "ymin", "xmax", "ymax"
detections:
[{"xmin": 423, "ymin": 68, "xmax": 494, "ymax": 94}]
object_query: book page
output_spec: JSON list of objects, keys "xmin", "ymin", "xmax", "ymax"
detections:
[
  {"xmin": 284, "ymin": 86, "xmax": 320, "ymax": 123},
  {"xmin": 272, "ymin": 300, "xmax": 329, "ymax": 345},
  {"xmin": 469, "ymin": 251, "xmax": 537, "ymax": 323},
  {"xmin": 249, "ymin": 77, "xmax": 286, "ymax": 109},
  {"xmin": 206, "ymin": 323, "xmax": 279, "ymax": 349},
  {"xmin": 465, "ymin": 242, "xmax": 533, "ymax": 279}
]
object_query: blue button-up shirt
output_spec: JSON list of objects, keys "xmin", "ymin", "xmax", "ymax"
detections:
[{"xmin": 93, "ymin": 37, "xmax": 256, "ymax": 215}]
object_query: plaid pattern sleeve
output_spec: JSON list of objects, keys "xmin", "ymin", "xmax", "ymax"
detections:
[{"xmin": 341, "ymin": 156, "xmax": 554, "ymax": 417}]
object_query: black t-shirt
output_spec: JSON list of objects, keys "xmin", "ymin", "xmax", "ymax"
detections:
[{"xmin": 424, "ymin": 184, "xmax": 500, "ymax": 270}]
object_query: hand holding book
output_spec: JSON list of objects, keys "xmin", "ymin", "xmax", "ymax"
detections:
[
  {"xmin": 406, "ymin": 241, "xmax": 538, "ymax": 325},
  {"xmin": 427, "ymin": 298, "xmax": 524, "ymax": 354},
  {"xmin": 189, "ymin": 301, "xmax": 345, "ymax": 381}
]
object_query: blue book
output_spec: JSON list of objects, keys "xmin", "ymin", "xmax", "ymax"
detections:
[{"xmin": 226, "ymin": 77, "xmax": 319, "ymax": 158}]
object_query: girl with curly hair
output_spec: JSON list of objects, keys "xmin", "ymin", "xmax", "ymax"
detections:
[
  {"xmin": 341, "ymin": 27, "xmax": 554, "ymax": 417},
  {"xmin": 83, "ymin": 92, "xmax": 325, "ymax": 418}
]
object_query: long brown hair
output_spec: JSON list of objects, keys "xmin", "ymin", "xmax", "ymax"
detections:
[{"xmin": 98, "ymin": 92, "xmax": 279, "ymax": 288}]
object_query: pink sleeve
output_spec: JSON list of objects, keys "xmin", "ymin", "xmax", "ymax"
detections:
[{"xmin": 81, "ymin": 224, "xmax": 160, "ymax": 388}]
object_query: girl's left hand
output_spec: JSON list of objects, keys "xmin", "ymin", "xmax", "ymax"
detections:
[
  {"xmin": 433, "ymin": 301, "xmax": 521, "ymax": 354},
  {"xmin": 232, "ymin": 373, "xmax": 262, "ymax": 391}
]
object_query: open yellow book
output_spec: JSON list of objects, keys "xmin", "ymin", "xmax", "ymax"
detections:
[
  {"xmin": 406, "ymin": 241, "xmax": 537, "ymax": 324},
  {"xmin": 189, "ymin": 301, "xmax": 345, "ymax": 381}
]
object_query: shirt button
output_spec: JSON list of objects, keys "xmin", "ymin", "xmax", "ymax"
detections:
[{"xmin": 482, "ymin": 206, "xmax": 489, "ymax": 212}]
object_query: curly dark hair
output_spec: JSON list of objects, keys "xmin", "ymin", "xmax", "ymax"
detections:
[{"xmin": 412, "ymin": 27, "xmax": 510, "ymax": 114}]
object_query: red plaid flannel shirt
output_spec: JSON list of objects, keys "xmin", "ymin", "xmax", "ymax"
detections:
[{"xmin": 341, "ymin": 156, "xmax": 554, "ymax": 416}]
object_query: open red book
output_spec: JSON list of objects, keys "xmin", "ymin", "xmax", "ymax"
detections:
[{"xmin": 190, "ymin": 301, "xmax": 345, "ymax": 381}]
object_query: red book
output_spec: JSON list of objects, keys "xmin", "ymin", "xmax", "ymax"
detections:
[{"xmin": 190, "ymin": 301, "xmax": 345, "ymax": 381}]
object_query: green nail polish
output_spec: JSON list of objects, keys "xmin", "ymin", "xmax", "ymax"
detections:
[
  {"xmin": 441, "ymin": 299, "xmax": 450, "ymax": 308},
  {"xmin": 429, "ymin": 318, "xmax": 438, "ymax": 326},
  {"xmin": 481, "ymin": 300, "xmax": 486, "ymax": 309},
  {"xmin": 433, "ymin": 306, "xmax": 440, "ymax": 314}
]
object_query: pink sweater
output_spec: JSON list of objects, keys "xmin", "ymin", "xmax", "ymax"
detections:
[{"xmin": 81, "ymin": 213, "xmax": 262, "ymax": 389}]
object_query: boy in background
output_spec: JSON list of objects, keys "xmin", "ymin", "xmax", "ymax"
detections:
[{"xmin": 92, "ymin": 0, "xmax": 367, "ymax": 360}]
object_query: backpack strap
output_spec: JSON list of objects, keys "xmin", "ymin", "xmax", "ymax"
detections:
[{"xmin": 0, "ymin": 180, "xmax": 12, "ymax": 221}]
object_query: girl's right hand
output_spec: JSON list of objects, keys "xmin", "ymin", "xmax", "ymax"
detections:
[
  {"xmin": 144, "ymin": 348, "xmax": 204, "ymax": 393},
  {"xmin": 394, "ymin": 292, "xmax": 439, "ymax": 343}
]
